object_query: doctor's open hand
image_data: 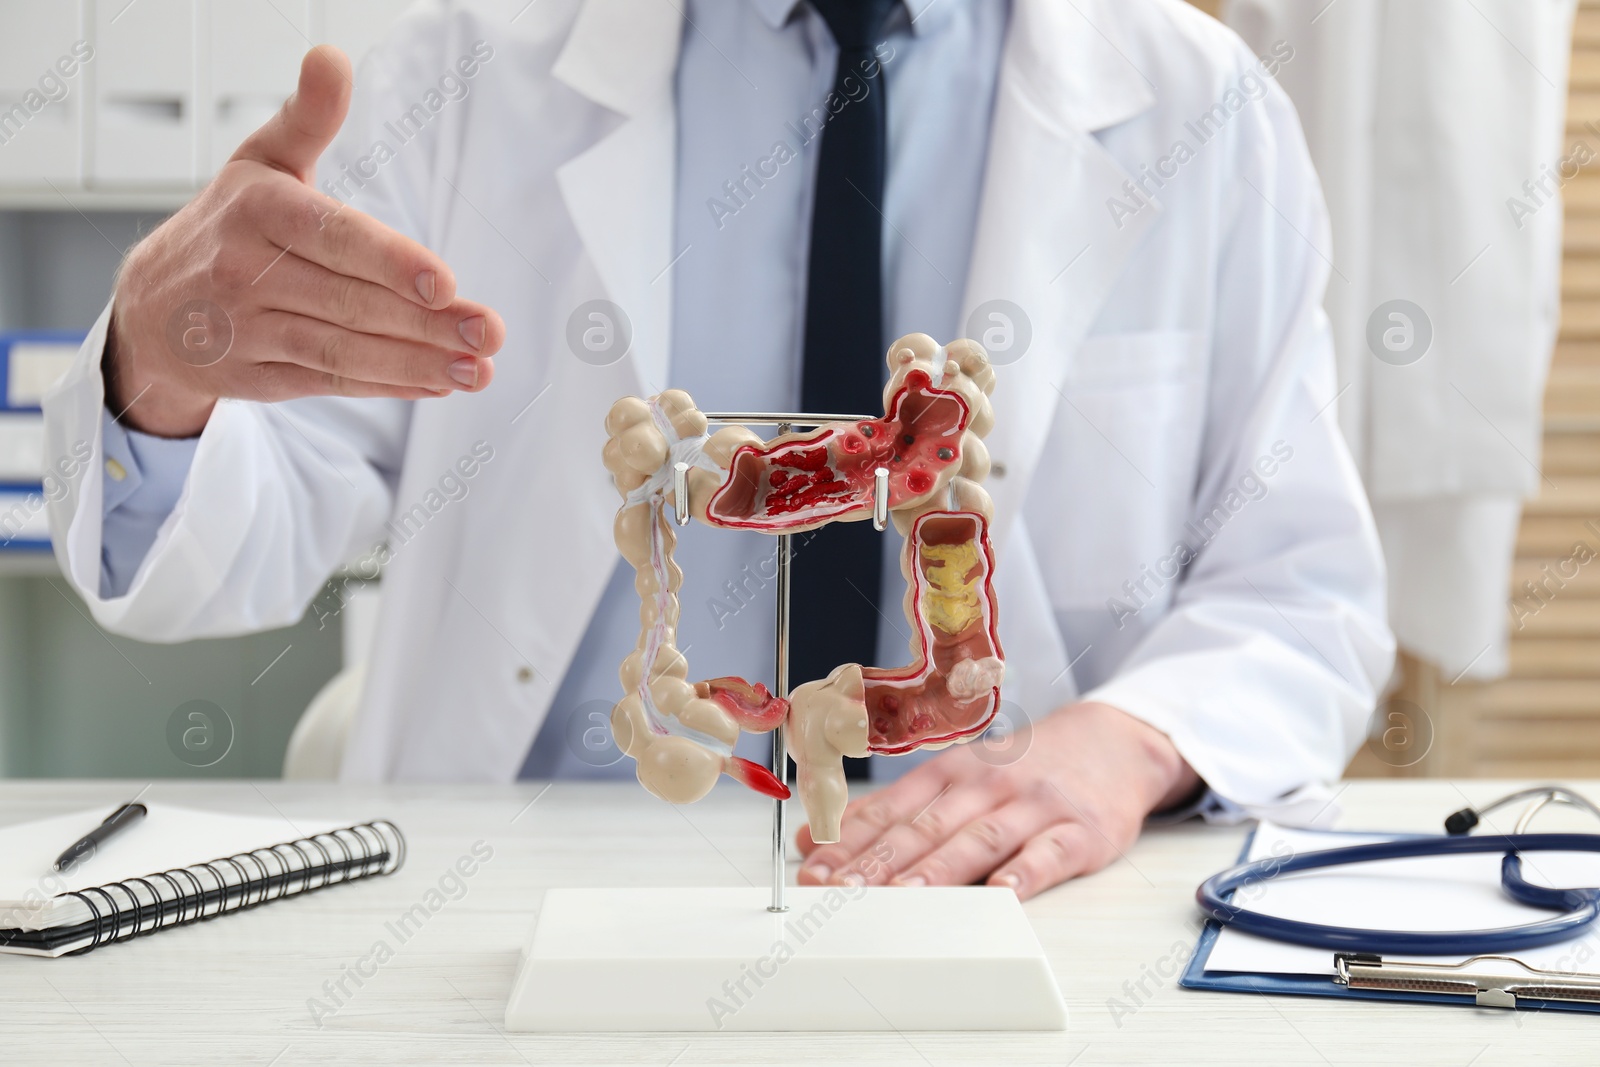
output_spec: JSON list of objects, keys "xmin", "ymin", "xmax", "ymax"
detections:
[
  {"xmin": 796, "ymin": 702, "xmax": 1200, "ymax": 900},
  {"xmin": 104, "ymin": 46, "xmax": 505, "ymax": 439}
]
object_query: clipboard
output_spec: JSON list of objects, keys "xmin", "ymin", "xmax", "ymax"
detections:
[{"xmin": 1179, "ymin": 824, "xmax": 1600, "ymax": 1014}]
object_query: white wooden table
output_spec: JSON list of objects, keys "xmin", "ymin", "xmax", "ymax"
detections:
[{"xmin": 1, "ymin": 779, "xmax": 1594, "ymax": 1065}]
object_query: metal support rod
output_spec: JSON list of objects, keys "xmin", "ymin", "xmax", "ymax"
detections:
[
  {"xmin": 770, "ymin": 420, "xmax": 793, "ymax": 912},
  {"xmin": 703, "ymin": 412, "xmax": 872, "ymax": 427},
  {"xmin": 697, "ymin": 412, "xmax": 877, "ymax": 914}
]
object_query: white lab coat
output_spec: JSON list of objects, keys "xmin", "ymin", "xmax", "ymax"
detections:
[
  {"xmin": 1223, "ymin": 0, "xmax": 1577, "ymax": 678},
  {"xmin": 44, "ymin": 0, "xmax": 1393, "ymax": 819}
]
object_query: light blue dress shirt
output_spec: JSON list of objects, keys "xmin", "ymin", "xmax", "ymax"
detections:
[
  {"xmin": 100, "ymin": 408, "xmax": 199, "ymax": 596},
  {"xmin": 99, "ymin": 0, "xmax": 1010, "ymax": 781}
]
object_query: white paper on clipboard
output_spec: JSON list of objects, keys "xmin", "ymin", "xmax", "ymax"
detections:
[{"xmin": 1203, "ymin": 822, "xmax": 1600, "ymax": 978}]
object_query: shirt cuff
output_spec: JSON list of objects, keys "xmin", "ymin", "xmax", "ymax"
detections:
[
  {"xmin": 99, "ymin": 409, "xmax": 199, "ymax": 598},
  {"xmin": 1146, "ymin": 787, "xmax": 1245, "ymax": 827}
]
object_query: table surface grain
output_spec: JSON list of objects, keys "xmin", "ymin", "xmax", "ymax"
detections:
[{"xmin": 0, "ymin": 778, "xmax": 1594, "ymax": 1066}]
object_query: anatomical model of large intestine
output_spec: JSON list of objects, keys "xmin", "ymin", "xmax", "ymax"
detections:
[{"xmin": 602, "ymin": 333, "xmax": 1002, "ymax": 843}]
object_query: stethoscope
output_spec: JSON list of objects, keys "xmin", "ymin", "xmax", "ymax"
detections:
[{"xmin": 1196, "ymin": 787, "xmax": 1600, "ymax": 956}]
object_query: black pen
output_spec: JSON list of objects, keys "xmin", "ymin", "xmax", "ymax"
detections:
[{"xmin": 53, "ymin": 802, "xmax": 148, "ymax": 872}]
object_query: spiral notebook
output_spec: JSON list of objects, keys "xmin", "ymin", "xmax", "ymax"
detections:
[{"xmin": 0, "ymin": 802, "xmax": 405, "ymax": 957}]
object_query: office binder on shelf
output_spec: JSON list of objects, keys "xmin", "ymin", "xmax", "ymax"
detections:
[
  {"xmin": 0, "ymin": 803, "xmax": 406, "ymax": 957},
  {"xmin": 0, "ymin": 330, "xmax": 81, "ymax": 410},
  {"xmin": 1181, "ymin": 823, "xmax": 1600, "ymax": 1015},
  {"xmin": 0, "ymin": 331, "xmax": 85, "ymax": 551}
]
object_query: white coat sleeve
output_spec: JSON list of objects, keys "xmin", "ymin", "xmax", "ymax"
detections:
[
  {"xmin": 39, "ymin": 19, "xmax": 457, "ymax": 642},
  {"xmin": 1083, "ymin": 70, "xmax": 1396, "ymax": 813}
]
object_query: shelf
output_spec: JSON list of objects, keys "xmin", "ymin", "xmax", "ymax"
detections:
[
  {"xmin": 0, "ymin": 187, "xmax": 196, "ymax": 213},
  {"xmin": 0, "ymin": 549, "xmax": 59, "ymax": 577}
]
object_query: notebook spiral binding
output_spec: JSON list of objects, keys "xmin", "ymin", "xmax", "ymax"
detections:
[{"xmin": 58, "ymin": 820, "xmax": 406, "ymax": 954}]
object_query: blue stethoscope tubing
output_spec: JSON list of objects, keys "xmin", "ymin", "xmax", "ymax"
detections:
[{"xmin": 1196, "ymin": 832, "xmax": 1600, "ymax": 956}]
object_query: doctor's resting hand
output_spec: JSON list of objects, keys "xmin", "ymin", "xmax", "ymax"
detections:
[
  {"xmin": 102, "ymin": 46, "xmax": 506, "ymax": 439},
  {"xmin": 797, "ymin": 702, "xmax": 1200, "ymax": 900}
]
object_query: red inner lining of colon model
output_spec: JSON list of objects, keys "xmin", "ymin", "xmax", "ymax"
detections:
[
  {"xmin": 702, "ymin": 512, "xmax": 1004, "ymax": 754},
  {"xmin": 862, "ymin": 511, "xmax": 1002, "ymax": 753},
  {"xmin": 697, "ymin": 676, "xmax": 790, "ymax": 734},
  {"xmin": 702, "ymin": 369, "xmax": 1003, "ymax": 753},
  {"xmin": 706, "ymin": 369, "xmax": 967, "ymax": 529}
]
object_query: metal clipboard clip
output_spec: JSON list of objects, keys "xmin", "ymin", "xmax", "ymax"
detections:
[{"xmin": 1334, "ymin": 952, "xmax": 1600, "ymax": 1009}]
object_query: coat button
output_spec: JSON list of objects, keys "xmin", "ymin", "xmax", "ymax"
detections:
[
  {"xmin": 516, "ymin": 665, "xmax": 534, "ymax": 683},
  {"xmin": 990, "ymin": 462, "xmax": 1007, "ymax": 479}
]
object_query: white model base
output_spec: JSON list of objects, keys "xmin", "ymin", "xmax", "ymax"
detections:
[{"xmin": 504, "ymin": 886, "xmax": 1068, "ymax": 1032}]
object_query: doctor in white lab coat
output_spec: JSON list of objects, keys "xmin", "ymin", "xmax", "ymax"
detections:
[{"xmin": 43, "ymin": 0, "xmax": 1393, "ymax": 898}]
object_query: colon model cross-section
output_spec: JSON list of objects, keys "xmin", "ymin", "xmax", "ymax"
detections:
[{"xmin": 602, "ymin": 333, "xmax": 1002, "ymax": 843}]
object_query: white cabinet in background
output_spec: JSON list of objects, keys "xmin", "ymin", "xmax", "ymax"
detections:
[
  {"xmin": 0, "ymin": 0, "xmax": 417, "ymax": 204},
  {"xmin": 91, "ymin": 0, "xmax": 196, "ymax": 186},
  {"xmin": 0, "ymin": 2, "xmax": 87, "ymax": 185},
  {"xmin": 202, "ymin": 0, "xmax": 313, "ymax": 175}
]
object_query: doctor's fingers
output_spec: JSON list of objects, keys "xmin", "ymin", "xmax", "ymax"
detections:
[
  {"xmin": 230, "ymin": 46, "xmax": 352, "ymax": 185},
  {"xmin": 806, "ymin": 783, "xmax": 1007, "ymax": 887},
  {"xmin": 243, "ymin": 179, "xmax": 459, "ymax": 311},
  {"xmin": 263, "ymin": 250, "xmax": 504, "ymax": 356},
  {"xmin": 244, "ymin": 362, "xmax": 445, "ymax": 403},
  {"xmin": 887, "ymin": 799, "xmax": 1092, "ymax": 893},
  {"xmin": 988, "ymin": 823, "xmax": 1115, "ymax": 901},
  {"xmin": 252, "ymin": 310, "xmax": 495, "ymax": 394}
]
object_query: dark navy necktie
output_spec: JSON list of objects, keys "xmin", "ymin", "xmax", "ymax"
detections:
[{"xmin": 791, "ymin": 0, "xmax": 897, "ymax": 778}]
